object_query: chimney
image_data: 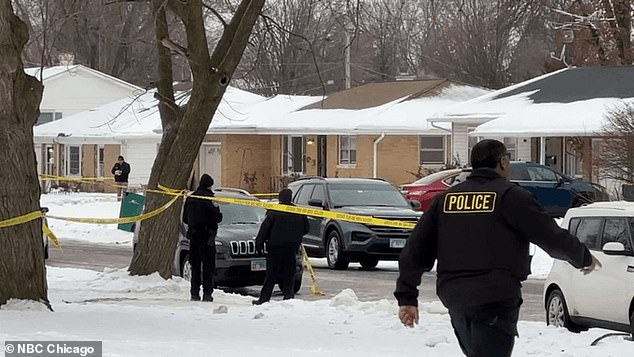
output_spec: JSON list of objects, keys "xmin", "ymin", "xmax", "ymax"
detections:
[{"xmin": 58, "ymin": 53, "xmax": 75, "ymax": 66}]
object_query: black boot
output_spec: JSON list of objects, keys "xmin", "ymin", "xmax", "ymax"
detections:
[
  {"xmin": 191, "ymin": 294, "xmax": 201, "ymax": 301},
  {"xmin": 202, "ymin": 293, "xmax": 213, "ymax": 302},
  {"xmin": 252, "ymin": 299, "xmax": 267, "ymax": 305}
]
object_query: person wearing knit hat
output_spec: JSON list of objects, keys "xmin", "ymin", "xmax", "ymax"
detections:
[
  {"xmin": 182, "ymin": 173, "xmax": 223, "ymax": 302},
  {"xmin": 253, "ymin": 188, "xmax": 309, "ymax": 305}
]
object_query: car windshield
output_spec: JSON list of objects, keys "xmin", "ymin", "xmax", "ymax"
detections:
[
  {"xmin": 328, "ymin": 182, "xmax": 410, "ymax": 208},
  {"xmin": 411, "ymin": 170, "xmax": 459, "ymax": 185},
  {"xmin": 218, "ymin": 202, "xmax": 265, "ymax": 225}
]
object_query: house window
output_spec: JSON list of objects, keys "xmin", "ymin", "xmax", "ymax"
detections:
[
  {"xmin": 338, "ymin": 135, "xmax": 357, "ymax": 165},
  {"xmin": 420, "ymin": 136, "xmax": 446, "ymax": 165},
  {"xmin": 37, "ymin": 111, "xmax": 62, "ymax": 126},
  {"xmin": 467, "ymin": 128, "xmax": 478, "ymax": 165},
  {"xmin": 97, "ymin": 145, "xmax": 105, "ymax": 177},
  {"xmin": 282, "ymin": 136, "xmax": 304, "ymax": 174},
  {"xmin": 504, "ymin": 138, "xmax": 517, "ymax": 160},
  {"xmin": 66, "ymin": 145, "xmax": 81, "ymax": 176}
]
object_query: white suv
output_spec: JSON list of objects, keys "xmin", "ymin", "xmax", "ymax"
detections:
[{"xmin": 544, "ymin": 201, "xmax": 634, "ymax": 336}]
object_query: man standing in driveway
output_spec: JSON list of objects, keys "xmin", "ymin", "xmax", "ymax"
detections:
[
  {"xmin": 111, "ymin": 156, "xmax": 130, "ymax": 201},
  {"xmin": 253, "ymin": 188, "xmax": 309, "ymax": 305},
  {"xmin": 395, "ymin": 139, "xmax": 601, "ymax": 357},
  {"xmin": 183, "ymin": 174, "xmax": 222, "ymax": 302}
]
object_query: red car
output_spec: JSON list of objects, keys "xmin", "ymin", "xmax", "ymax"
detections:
[{"xmin": 401, "ymin": 169, "xmax": 463, "ymax": 211}]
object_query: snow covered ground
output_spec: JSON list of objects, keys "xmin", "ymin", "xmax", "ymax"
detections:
[
  {"xmin": 1, "ymin": 267, "xmax": 631, "ymax": 357},
  {"xmin": 2, "ymin": 193, "xmax": 631, "ymax": 356},
  {"xmin": 41, "ymin": 192, "xmax": 133, "ymax": 246}
]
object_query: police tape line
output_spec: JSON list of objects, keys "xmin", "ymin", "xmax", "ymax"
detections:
[
  {"xmin": 39, "ymin": 175, "xmax": 129, "ymax": 189},
  {"xmin": 151, "ymin": 186, "xmax": 418, "ymax": 230},
  {"xmin": 0, "ymin": 209, "xmax": 62, "ymax": 253},
  {"xmin": 39, "ymin": 175, "xmax": 280, "ymax": 196}
]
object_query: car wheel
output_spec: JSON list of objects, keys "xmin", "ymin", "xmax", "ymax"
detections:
[
  {"xmin": 181, "ymin": 254, "xmax": 192, "ymax": 281},
  {"xmin": 546, "ymin": 289, "xmax": 582, "ymax": 333},
  {"xmin": 359, "ymin": 257, "xmax": 379, "ymax": 270},
  {"xmin": 326, "ymin": 230, "xmax": 349, "ymax": 270}
]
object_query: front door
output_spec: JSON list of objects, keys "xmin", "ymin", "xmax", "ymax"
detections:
[
  {"xmin": 199, "ymin": 144, "xmax": 221, "ymax": 188},
  {"xmin": 317, "ymin": 135, "xmax": 327, "ymax": 177}
]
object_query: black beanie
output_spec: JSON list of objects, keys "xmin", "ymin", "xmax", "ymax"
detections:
[
  {"xmin": 279, "ymin": 188, "xmax": 292, "ymax": 204},
  {"xmin": 199, "ymin": 174, "xmax": 214, "ymax": 189}
]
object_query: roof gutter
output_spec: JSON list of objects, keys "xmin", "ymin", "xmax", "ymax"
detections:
[
  {"xmin": 373, "ymin": 132, "xmax": 386, "ymax": 178},
  {"xmin": 430, "ymin": 121, "xmax": 451, "ymax": 133}
]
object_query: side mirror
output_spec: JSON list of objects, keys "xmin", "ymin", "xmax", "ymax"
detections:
[
  {"xmin": 308, "ymin": 199, "xmax": 324, "ymax": 208},
  {"xmin": 602, "ymin": 242, "xmax": 626, "ymax": 255},
  {"xmin": 556, "ymin": 177, "xmax": 566, "ymax": 187},
  {"xmin": 409, "ymin": 200, "xmax": 421, "ymax": 211}
]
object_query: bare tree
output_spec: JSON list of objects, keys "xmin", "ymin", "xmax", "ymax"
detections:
[
  {"xmin": 0, "ymin": 0, "xmax": 47, "ymax": 306},
  {"xmin": 597, "ymin": 103, "xmax": 634, "ymax": 183},
  {"xmin": 129, "ymin": 0, "xmax": 265, "ymax": 278}
]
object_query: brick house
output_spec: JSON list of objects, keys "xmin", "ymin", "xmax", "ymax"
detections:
[{"xmin": 35, "ymin": 80, "xmax": 490, "ymax": 193}]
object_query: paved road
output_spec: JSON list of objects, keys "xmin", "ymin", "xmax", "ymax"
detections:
[{"xmin": 48, "ymin": 241, "xmax": 546, "ymax": 322}]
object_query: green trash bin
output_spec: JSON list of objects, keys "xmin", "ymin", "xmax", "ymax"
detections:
[{"xmin": 118, "ymin": 191, "xmax": 146, "ymax": 232}]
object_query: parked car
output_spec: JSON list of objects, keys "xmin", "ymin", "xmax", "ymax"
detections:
[
  {"xmin": 401, "ymin": 169, "xmax": 463, "ymax": 211},
  {"xmin": 288, "ymin": 177, "xmax": 422, "ymax": 270},
  {"xmin": 508, "ymin": 162, "xmax": 609, "ymax": 217},
  {"xmin": 133, "ymin": 189, "xmax": 304, "ymax": 292},
  {"xmin": 543, "ymin": 201, "xmax": 634, "ymax": 336},
  {"xmin": 404, "ymin": 162, "xmax": 609, "ymax": 217}
]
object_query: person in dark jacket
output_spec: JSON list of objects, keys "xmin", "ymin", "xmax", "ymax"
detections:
[
  {"xmin": 182, "ymin": 174, "xmax": 222, "ymax": 302},
  {"xmin": 395, "ymin": 139, "xmax": 601, "ymax": 357},
  {"xmin": 111, "ymin": 156, "xmax": 131, "ymax": 201},
  {"xmin": 253, "ymin": 188, "xmax": 309, "ymax": 305}
]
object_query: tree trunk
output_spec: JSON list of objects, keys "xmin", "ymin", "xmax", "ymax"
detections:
[
  {"xmin": 0, "ymin": 0, "xmax": 46, "ymax": 306},
  {"xmin": 129, "ymin": 0, "xmax": 265, "ymax": 279}
]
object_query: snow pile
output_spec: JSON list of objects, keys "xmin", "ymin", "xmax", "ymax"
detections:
[
  {"xmin": 0, "ymin": 300, "xmax": 50, "ymax": 312},
  {"xmin": 1, "ymin": 267, "xmax": 631, "ymax": 356}
]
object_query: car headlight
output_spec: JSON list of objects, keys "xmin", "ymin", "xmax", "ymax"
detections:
[{"xmin": 215, "ymin": 241, "xmax": 223, "ymax": 246}]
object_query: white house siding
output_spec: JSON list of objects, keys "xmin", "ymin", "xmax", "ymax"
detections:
[
  {"xmin": 452, "ymin": 123, "xmax": 469, "ymax": 166},
  {"xmin": 39, "ymin": 67, "xmax": 140, "ymax": 117},
  {"xmin": 517, "ymin": 138, "xmax": 531, "ymax": 161},
  {"xmin": 34, "ymin": 144, "xmax": 42, "ymax": 175},
  {"xmin": 121, "ymin": 140, "xmax": 158, "ymax": 187}
]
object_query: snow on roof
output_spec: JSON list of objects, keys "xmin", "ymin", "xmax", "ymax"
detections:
[
  {"xmin": 25, "ymin": 64, "xmax": 142, "ymax": 91},
  {"xmin": 208, "ymin": 84, "xmax": 488, "ymax": 135},
  {"xmin": 25, "ymin": 65, "xmax": 81, "ymax": 81},
  {"xmin": 34, "ymin": 84, "xmax": 488, "ymax": 142},
  {"xmin": 429, "ymin": 66, "xmax": 634, "ymax": 137},
  {"xmin": 471, "ymin": 97, "xmax": 633, "ymax": 137}
]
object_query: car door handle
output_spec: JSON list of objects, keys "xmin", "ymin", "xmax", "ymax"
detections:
[{"xmin": 627, "ymin": 266, "xmax": 634, "ymax": 273}]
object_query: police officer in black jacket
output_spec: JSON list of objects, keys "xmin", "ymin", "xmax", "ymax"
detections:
[
  {"xmin": 395, "ymin": 139, "xmax": 601, "ymax": 357},
  {"xmin": 183, "ymin": 174, "xmax": 222, "ymax": 302},
  {"xmin": 253, "ymin": 188, "xmax": 309, "ymax": 305}
]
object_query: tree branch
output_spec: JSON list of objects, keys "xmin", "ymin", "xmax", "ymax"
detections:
[
  {"xmin": 160, "ymin": 37, "xmax": 189, "ymax": 58},
  {"xmin": 203, "ymin": 3, "xmax": 227, "ymax": 28}
]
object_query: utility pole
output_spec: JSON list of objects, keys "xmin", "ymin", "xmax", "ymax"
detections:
[{"xmin": 344, "ymin": 22, "xmax": 354, "ymax": 89}]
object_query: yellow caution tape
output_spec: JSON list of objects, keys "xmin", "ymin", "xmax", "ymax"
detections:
[
  {"xmin": 301, "ymin": 244, "xmax": 325, "ymax": 296},
  {"xmin": 46, "ymin": 193, "xmax": 182, "ymax": 225},
  {"xmin": 0, "ymin": 210, "xmax": 44, "ymax": 229},
  {"xmin": 39, "ymin": 174, "xmax": 115, "ymax": 182},
  {"xmin": 153, "ymin": 186, "xmax": 418, "ymax": 230},
  {"xmin": 42, "ymin": 224, "xmax": 62, "ymax": 252}
]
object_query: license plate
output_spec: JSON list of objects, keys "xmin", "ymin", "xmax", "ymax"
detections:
[
  {"xmin": 251, "ymin": 259, "xmax": 266, "ymax": 271},
  {"xmin": 390, "ymin": 239, "xmax": 406, "ymax": 249}
]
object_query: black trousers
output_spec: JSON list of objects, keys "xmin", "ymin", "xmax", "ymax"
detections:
[
  {"xmin": 448, "ymin": 298, "xmax": 521, "ymax": 357},
  {"xmin": 189, "ymin": 229, "xmax": 216, "ymax": 296},
  {"xmin": 258, "ymin": 246, "xmax": 297, "ymax": 302}
]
